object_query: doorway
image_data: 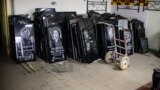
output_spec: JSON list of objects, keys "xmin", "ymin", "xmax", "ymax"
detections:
[{"xmin": 0, "ymin": 0, "xmax": 11, "ymax": 56}]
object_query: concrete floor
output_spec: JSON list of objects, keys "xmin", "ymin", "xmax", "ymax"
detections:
[{"xmin": 0, "ymin": 53, "xmax": 160, "ymax": 90}]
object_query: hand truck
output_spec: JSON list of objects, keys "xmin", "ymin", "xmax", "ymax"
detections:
[{"xmin": 98, "ymin": 22, "xmax": 131, "ymax": 70}]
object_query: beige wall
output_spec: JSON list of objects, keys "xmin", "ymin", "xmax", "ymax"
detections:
[
  {"xmin": 111, "ymin": 5, "xmax": 160, "ymax": 50},
  {"xmin": 146, "ymin": 11, "xmax": 160, "ymax": 50},
  {"xmin": 13, "ymin": 0, "xmax": 87, "ymax": 17},
  {"xmin": 13, "ymin": 0, "xmax": 111, "ymax": 17},
  {"xmin": 11, "ymin": 0, "xmax": 160, "ymax": 50},
  {"xmin": 7, "ymin": 0, "xmax": 12, "ymax": 15},
  {"xmin": 0, "ymin": 0, "xmax": 10, "ymax": 54},
  {"xmin": 111, "ymin": 6, "xmax": 147, "ymax": 26}
]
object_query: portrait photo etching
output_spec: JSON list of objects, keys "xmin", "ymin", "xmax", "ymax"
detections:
[
  {"xmin": 49, "ymin": 27, "xmax": 64, "ymax": 61},
  {"xmin": 106, "ymin": 26, "xmax": 114, "ymax": 42},
  {"xmin": 84, "ymin": 30, "xmax": 91, "ymax": 52},
  {"xmin": 21, "ymin": 26, "xmax": 34, "ymax": 59},
  {"xmin": 105, "ymin": 25, "xmax": 114, "ymax": 46},
  {"xmin": 20, "ymin": 27, "xmax": 34, "ymax": 46},
  {"xmin": 49, "ymin": 27, "xmax": 63, "ymax": 48}
]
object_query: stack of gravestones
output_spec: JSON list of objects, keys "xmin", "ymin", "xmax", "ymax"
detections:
[
  {"xmin": 56, "ymin": 12, "xmax": 77, "ymax": 59},
  {"xmin": 9, "ymin": 15, "xmax": 36, "ymax": 63},
  {"xmin": 116, "ymin": 18, "xmax": 133, "ymax": 56},
  {"xmin": 33, "ymin": 8, "xmax": 66, "ymax": 63},
  {"xmin": 96, "ymin": 14, "xmax": 134, "ymax": 59},
  {"xmin": 71, "ymin": 18, "xmax": 99, "ymax": 63},
  {"xmin": 131, "ymin": 19, "xmax": 149, "ymax": 54}
]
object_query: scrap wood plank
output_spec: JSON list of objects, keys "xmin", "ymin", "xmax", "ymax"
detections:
[
  {"xmin": 20, "ymin": 63, "xmax": 32, "ymax": 73},
  {"xmin": 26, "ymin": 62, "xmax": 37, "ymax": 72}
]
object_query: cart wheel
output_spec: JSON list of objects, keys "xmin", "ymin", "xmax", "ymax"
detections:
[
  {"xmin": 119, "ymin": 56, "xmax": 130, "ymax": 70},
  {"xmin": 105, "ymin": 51, "xmax": 113, "ymax": 64}
]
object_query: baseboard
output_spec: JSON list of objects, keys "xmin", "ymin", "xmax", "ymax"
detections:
[{"xmin": 149, "ymin": 48, "xmax": 158, "ymax": 54}]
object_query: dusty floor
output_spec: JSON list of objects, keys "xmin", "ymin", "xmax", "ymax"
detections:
[{"xmin": 0, "ymin": 53, "xmax": 160, "ymax": 90}]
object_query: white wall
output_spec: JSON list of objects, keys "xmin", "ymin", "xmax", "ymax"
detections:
[
  {"xmin": 111, "ymin": 5, "xmax": 160, "ymax": 50},
  {"xmin": 14, "ymin": 0, "xmax": 87, "ymax": 16},
  {"xmin": 111, "ymin": 5, "xmax": 147, "ymax": 26},
  {"xmin": 13, "ymin": 0, "xmax": 111, "ymax": 17},
  {"xmin": 107, "ymin": 0, "xmax": 112, "ymax": 13},
  {"xmin": 146, "ymin": 11, "xmax": 160, "ymax": 50},
  {"xmin": 14, "ymin": 0, "xmax": 160, "ymax": 50}
]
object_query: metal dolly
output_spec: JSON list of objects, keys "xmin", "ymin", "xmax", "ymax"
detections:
[{"xmin": 98, "ymin": 22, "xmax": 131, "ymax": 70}]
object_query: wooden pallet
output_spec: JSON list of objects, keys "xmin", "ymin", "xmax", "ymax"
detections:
[{"xmin": 20, "ymin": 62, "xmax": 37, "ymax": 73}]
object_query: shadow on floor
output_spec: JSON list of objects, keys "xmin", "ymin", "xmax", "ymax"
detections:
[
  {"xmin": 135, "ymin": 82, "xmax": 160, "ymax": 90},
  {"xmin": 136, "ymin": 82, "xmax": 151, "ymax": 90}
]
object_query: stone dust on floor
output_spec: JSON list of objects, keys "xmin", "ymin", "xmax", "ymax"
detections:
[{"xmin": 0, "ymin": 53, "xmax": 160, "ymax": 90}]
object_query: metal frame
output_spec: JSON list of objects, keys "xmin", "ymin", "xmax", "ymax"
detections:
[
  {"xmin": 86, "ymin": 0, "xmax": 107, "ymax": 13},
  {"xmin": 143, "ymin": 0, "xmax": 160, "ymax": 11},
  {"xmin": 117, "ymin": 1, "xmax": 141, "ymax": 12},
  {"xmin": 97, "ymin": 22, "xmax": 129, "ymax": 61}
]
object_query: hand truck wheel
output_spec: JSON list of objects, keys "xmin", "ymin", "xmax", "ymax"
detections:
[
  {"xmin": 105, "ymin": 51, "xmax": 113, "ymax": 64},
  {"xmin": 119, "ymin": 56, "xmax": 130, "ymax": 70}
]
